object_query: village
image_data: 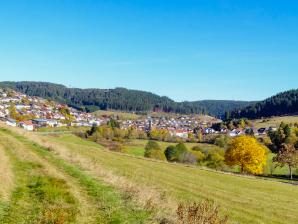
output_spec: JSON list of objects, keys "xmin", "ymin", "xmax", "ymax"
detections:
[
  {"xmin": 0, "ymin": 88, "xmax": 105, "ymax": 131},
  {"xmin": 0, "ymin": 88, "xmax": 273, "ymax": 139}
]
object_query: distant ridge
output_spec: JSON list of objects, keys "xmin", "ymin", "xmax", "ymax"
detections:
[
  {"xmin": 230, "ymin": 89, "xmax": 298, "ymax": 119},
  {"xmin": 0, "ymin": 81, "xmax": 253, "ymax": 117}
]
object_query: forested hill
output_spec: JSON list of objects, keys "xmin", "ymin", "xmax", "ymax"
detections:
[
  {"xmin": 230, "ymin": 89, "xmax": 298, "ymax": 119},
  {"xmin": 0, "ymin": 81, "xmax": 252, "ymax": 116}
]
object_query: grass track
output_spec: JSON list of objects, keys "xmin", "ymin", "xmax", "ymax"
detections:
[
  {"xmin": 0, "ymin": 132, "xmax": 79, "ymax": 224},
  {"xmin": 0, "ymin": 128, "xmax": 152, "ymax": 224}
]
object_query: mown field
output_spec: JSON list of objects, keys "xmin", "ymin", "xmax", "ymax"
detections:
[
  {"xmin": 252, "ymin": 115, "xmax": 298, "ymax": 128},
  {"xmin": 93, "ymin": 110, "xmax": 142, "ymax": 120},
  {"xmin": 1, "ymin": 125, "xmax": 298, "ymax": 224}
]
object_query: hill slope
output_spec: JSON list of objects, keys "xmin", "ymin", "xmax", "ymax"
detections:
[
  {"xmin": 0, "ymin": 81, "xmax": 252, "ymax": 117},
  {"xmin": 1, "ymin": 126, "xmax": 297, "ymax": 224},
  {"xmin": 231, "ymin": 89, "xmax": 298, "ymax": 119}
]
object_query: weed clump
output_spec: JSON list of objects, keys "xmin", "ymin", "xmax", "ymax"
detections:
[{"xmin": 176, "ymin": 200, "xmax": 228, "ymax": 224}]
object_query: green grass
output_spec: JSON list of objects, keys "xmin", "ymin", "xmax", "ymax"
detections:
[
  {"xmin": 2, "ymin": 127, "xmax": 298, "ymax": 224},
  {"xmin": 93, "ymin": 110, "xmax": 141, "ymax": 120},
  {"xmin": 0, "ymin": 128, "xmax": 152, "ymax": 223},
  {"xmin": 37, "ymin": 126, "xmax": 90, "ymax": 133},
  {"xmin": 45, "ymin": 134, "xmax": 298, "ymax": 224},
  {"xmin": 0, "ymin": 132, "xmax": 78, "ymax": 224},
  {"xmin": 123, "ymin": 139, "xmax": 222, "ymax": 157}
]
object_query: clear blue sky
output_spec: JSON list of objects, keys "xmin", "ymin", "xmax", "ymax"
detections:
[{"xmin": 0, "ymin": 0, "xmax": 298, "ymax": 101}]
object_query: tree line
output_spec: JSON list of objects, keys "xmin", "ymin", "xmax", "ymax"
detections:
[
  {"xmin": 229, "ymin": 89, "xmax": 298, "ymax": 119},
  {"xmin": 0, "ymin": 81, "xmax": 251, "ymax": 116}
]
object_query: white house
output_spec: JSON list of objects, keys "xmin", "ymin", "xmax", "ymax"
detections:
[
  {"xmin": 6, "ymin": 118, "xmax": 17, "ymax": 127},
  {"xmin": 204, "ymin": 128, "xmax": 215, "ymax": 134},
  {"xmin": 15, "ymin": 104, "xmax": 31, "ymax": 110},
  {"xmin": 88, "ymin": 119, "xmax": 102, "ymax": 126},
  {"xmin": 229, "ymin": 129, "xmax": 244, "ymax": 137},
  {"xmin": 20, "ymin": 121, "xmax": 34, "ymax": 131},
  {"xmin": 170, "ymin": 129, "xmax": 189, "ymax": 139},
  {"xmin": 47, "ymin": 119, "xmax": 58, "ymax": 127}
]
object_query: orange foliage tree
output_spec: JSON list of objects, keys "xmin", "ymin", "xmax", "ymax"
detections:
[{"xmin": 225, "ymin": 136, "xmax": 267, "ymax": 174}]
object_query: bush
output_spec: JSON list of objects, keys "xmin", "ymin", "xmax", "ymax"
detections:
[
  {"xmin": 191, "ymin": 151, "xmax": 206, "ymax": 164},
  {"xmin": 205, "ymin": 151, "xmax": 225, "ymax": 170},
  {"xmin": 214, "ymin": 135, "xmax": 229, "ymax": 148},
  {"xmin": 144, "ymin": 141, "xmax": 166, "ymax": 161},
  {"xmin": 164, "ymin": 143, "xmax": 188, "ymax": 162},
  {"xmin": 178, "ymin": 152, "xmax": 197, "ymax": 164},
  {"xmin": 165, "ymin": 143, "xmax": 198, "ymax": 164}
]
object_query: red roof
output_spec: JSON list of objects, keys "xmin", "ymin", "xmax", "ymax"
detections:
[{"xmin": 23, "ymin": 121, "xmax": 33, "ymax": 125}]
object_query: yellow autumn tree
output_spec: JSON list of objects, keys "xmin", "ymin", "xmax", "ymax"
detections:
[{"xmin": 225, "ymin": 135, "xmax": 267, "ymax": 174}]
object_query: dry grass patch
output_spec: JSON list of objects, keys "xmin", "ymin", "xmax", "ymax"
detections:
[
  {"xmin": 0, "ymin": 145, "xmax": 14, "ymax": 201},
  {"xmin": 176, "ymin": 201, "xmax": 228, "ymax": 224}
]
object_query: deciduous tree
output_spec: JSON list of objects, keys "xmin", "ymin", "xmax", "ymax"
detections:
[
  {"xmin": 225, "ymin": 136, "xmax": 267, "ymax": 174},
  {"xmin": 273, "ymin": 143, "xmax": 298, "ymax": 179}
]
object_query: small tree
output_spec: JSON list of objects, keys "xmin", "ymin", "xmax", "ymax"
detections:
[
  {"xmin": 225, "ymin": 136, "xmax": 267, "ymax": 174},
  {"xmin": 108, "ymin": 118, "xmax": 120, "ymax": 129},
  {"xmin": 165, "ymin": 143, "xmax": 188, "ymax": 162},
  {"xmin": 214, "ymin": 135, "xmax": 229, "ymax": 148},
  {"xmin": 273, "ymin": 143, "xmax": 298, "ymax": 179},
  {"xmin": 205, "ymin": 151, "xmax": 225, "ymax": 170},
  {"xmin": 144, "ymin": 141, "xmax": 166, "ymax": 161}
]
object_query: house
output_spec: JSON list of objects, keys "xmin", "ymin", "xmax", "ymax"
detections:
[
  {"xmin": 71, "ymin": 121, "xmax": 91, "ymax": 127},
  {"xmin": 32, "ymin": 118, "xmax": 58, "ymax": 127},
  {"xmin": 32, "ymin": 118, "xmax": 49, "ymax": 127},
  {"xmin": 229, "ymin": 129, "xmax": 244, "ymax": 137},
  {"xmin": 245, "ymin": 128, "xmax": 259, "ymax": 136},
  {"xmin": 170, "ymin": 129, "xmax": 189, "ymax": 139},
  {"xmin": 220, "ymin": 128, "xmax": 228, "ymax": 133},
  {"xmin": 47, "ymin": 119, "xmax": 58, "ymax": 127},
  {"xmin": 15, "ymin": 104, "xmax": 31, "ymax": 110},
  {"xmin": 258, "ymin": 128, "xmax": 267, "ymax": 135},
  {"xmin": 20, "ymin": 121, "xmax": 34, "ymax": 131},
  {"xmin": 203, "ymin": 128, "xmax": 216, "ymax": 134},
  {"xmin": 6, "ymin": 118, "xmax": 17, "ymax": 127},
  {"xmin": 89, "ymin": 119, "xmax": 102, "ymax": 126}
]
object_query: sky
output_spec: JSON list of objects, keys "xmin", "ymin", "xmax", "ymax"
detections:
[{"xmin": 0, "ymin": 0, "xmax": 298, "ymax": 102}]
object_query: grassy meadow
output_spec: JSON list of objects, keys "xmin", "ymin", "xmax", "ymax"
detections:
[
  {"xmin": 122, "ymin": 139, "xmax": 221, "ymax": 157},
  {"xmin": 93, "ymin": 110, "xmax": 142, "ymax": 120},
  {"xmin": 37, "ymin": 126, "xmax": 90, "ymax": 133},
  {"xmin": 118, "ymin": 139, "xmax": 295, "ymax": 177},
  {"xmin": 0, "ymin": 125, "xmax": 298, "ymax": 223},
  {"xmin": 252, "ymin": 115, "xmax": 298, "ymax": 128}
]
